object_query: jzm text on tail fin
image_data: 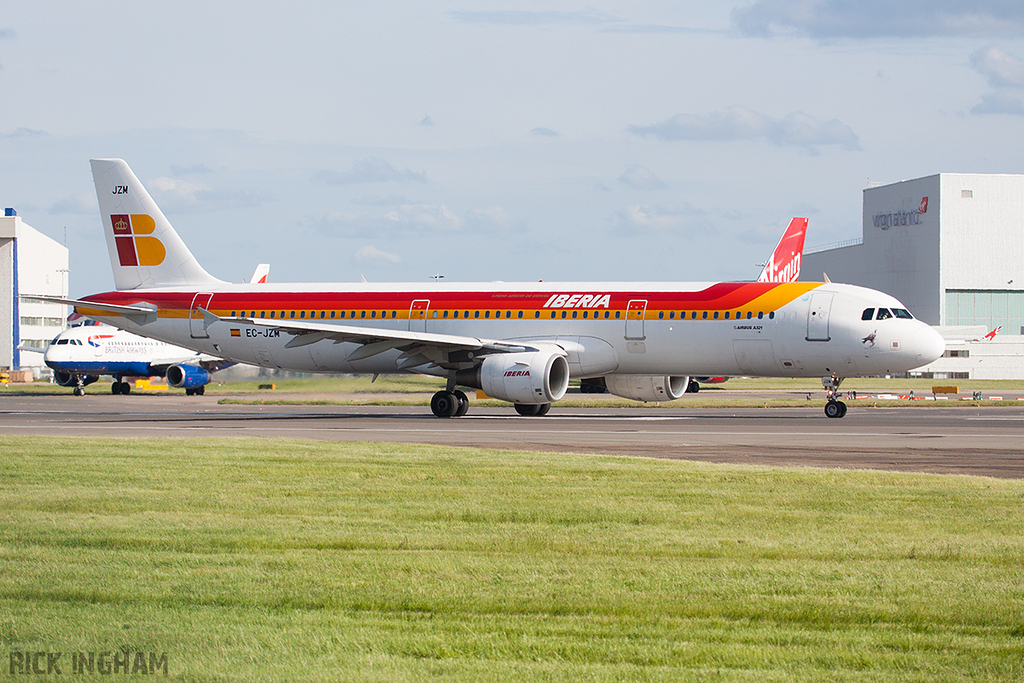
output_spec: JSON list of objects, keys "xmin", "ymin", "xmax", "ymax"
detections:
[
  {"xmin": 757, "ymin": 217, "xmax": 808, "ymax": 283},
  {"xmin": 91, "ymin": 158, "xmax": 225, "ymax": 290}
]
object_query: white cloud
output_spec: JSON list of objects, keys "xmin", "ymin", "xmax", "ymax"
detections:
[
  {"xmin": 1, "ymin": 127, "xmax": 46, "ymax": 139},
  {"xmin": 470, "ymin": 206, "xmax": 514, "ymax": 230},
  {"xmin": 618, "ymin": 165, "xmax": 668, "ymax": 190},
  {"xmin": 384, "ymin": 203, "xmax": 463, "ymax": 231},
  {"xmin": 530, "ymin": 127, "xmax": 560, "ymax": 137},
  {"xmin": 313, "ymin": 158, "xmax": 427, "ymax": 185},
  {"xmin": 147, "ymin": 176, "xmax": 269, "ymax": 212},
  {"xmin": 972, "ymin": 92, "xmax": 1024, "ymax": 116},
  {"xmin": 354, "ymin": 245, "xmax": 401, "ymax": 265},
  {"xmin": 49, "ymin": 191, "xmax": 96, "ymax": 215},
  {"xmin": 732, "ymin": 0, "xmax": 1024, "ymax": 38},
  {"xmin": 970, "ymin": 47, "xmax": 1024, "ymax": 116},
  {"xmin": 971, "ymin": 46, "xmax": 1024, "ymax": 88},
  {"xmin": 628, "ymin": 106, "xmax": 859, "ymax": 154},
  {"xmin": 616, "ymin": 204, "xmax": 706, "ymax": 233}
]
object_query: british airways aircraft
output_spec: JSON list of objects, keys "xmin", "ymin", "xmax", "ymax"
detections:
[
  {"xmin": 37, "ymin": 159, "xmax": 944, "ymax": 418},
  {"xmin": 44, "ymin": 322, "xmax": 233, "ymax": 396}
]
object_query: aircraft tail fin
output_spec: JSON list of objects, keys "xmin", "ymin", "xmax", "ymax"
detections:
[
  {"xmin": 90, "ymin": 158, "xmax": 225, "ymax": 290},
  {"xmin": 757, "ymin": 217, "xmax": 808, "ymax": 283},
  {"xmin": 249, "ymin": 264, "xmax": 270, "ymax": 284}
]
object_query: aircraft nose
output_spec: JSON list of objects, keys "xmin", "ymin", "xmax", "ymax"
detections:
[{"xmin": 914, "ymin": 325, "xmax": 945, "ymax": 365}]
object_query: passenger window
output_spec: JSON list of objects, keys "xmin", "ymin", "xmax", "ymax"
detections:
[
  {"xmin": 702, "ymin": 311, "xmax": 708, "ymax": 320},
  {"xmin": 876, "ymin": 308, "xmax": 892, "ymax": 320},
  {"xmin": 862, "ymin": 308, "xmax": 874, "ymax": 321},
  {"xmin": 757, "ymin": 312, "xmax": 763, "ymax": 319},
  {"xmin": 713, "ymin": 312, "xmax": 719, "ymax": 319},
  {"xmin": 518, "ymin": 311, "xmax": 523, "ymax": 319},
  {"xmin": 484, "ymin": 311, "xmax": 490, "ymax": 318}
]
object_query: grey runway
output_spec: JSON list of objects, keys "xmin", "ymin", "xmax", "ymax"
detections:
[{"xmin": 3, "ymin": 395, "xmax": 1023, "ymax": 478}]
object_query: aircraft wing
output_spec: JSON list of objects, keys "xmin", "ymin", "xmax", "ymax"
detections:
[{"xmin": 210, "ymin": 309, "xmax": 542, "ymax": 370}]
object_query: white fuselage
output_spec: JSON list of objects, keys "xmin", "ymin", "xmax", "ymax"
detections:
[{"xmin": 80, "ymin": 280, "xmax": 944, "ymax": 381}]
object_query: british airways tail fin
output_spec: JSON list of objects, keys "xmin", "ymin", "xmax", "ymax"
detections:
[
  {"xmin": 757, "ymin": 217, "xmax": 807, "ymax": 283},
  {"xmin": 90, "ymin": 158, "xmax": 225, "ymax": 290}
]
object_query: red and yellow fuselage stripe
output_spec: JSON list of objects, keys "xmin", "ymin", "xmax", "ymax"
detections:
[{"xmin": 75, "ymin": 282, "xmax": 821, "ymax": 322}]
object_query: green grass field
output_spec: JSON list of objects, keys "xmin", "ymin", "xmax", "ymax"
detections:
[{"xmin": 1, "ymin": 436, "xmax": 1022, "ymax": 681}]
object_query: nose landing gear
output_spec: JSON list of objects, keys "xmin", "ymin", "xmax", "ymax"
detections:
[{"xmin": 823, "ymin": 375, "xmax": 847, "ymax": 418}]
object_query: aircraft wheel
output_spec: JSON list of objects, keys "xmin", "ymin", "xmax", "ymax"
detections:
[
  {"xmin": 112, "ymin": 382, "xmax": 120, "ymax": 395},
  {"xmin": 431, "ymin": 390, "xmax": 459, "ymax": 418},
  {"xmin": 195, "ymin": 385, "xmax": 205, "ymax": 396},
  {"xmin": 453, "ymin": 390, "xmax": 469, "ymax": 417},
  {"xmin": 687, "ymin": 381, "xmax": 700, "ymax": 394},
  {"xmin": 536, "ymin": 403, "xmax": 551, "ymax": 416},
  {"xmin": 121, "ymin": 382, "xmax": 131, "ymax": 395},
  {"xmin": 73, "ymin": 386, "xmax": 85, "ymax": 396},
  {"xmin": 185, "ymin": 388, "xmax": 194, "ymax": 396},
  {"xmin": 514, "ymin": 403, "xmax": 542, "ymax": 416},
  {"xmin": 824, "ymin": 400, "xmax": 845, "ymax": 419}
]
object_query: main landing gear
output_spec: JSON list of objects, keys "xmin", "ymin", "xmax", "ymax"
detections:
[
  {"xmin": 111, "ymin": 380, "xmax": 132, "ymax": 395},
  {"xmin": 823, "ymin": 374, "xmax": 847, "ymax": 418},
  {"xmin": 430, "ymin": 389, "xmax": 470, "ymax": 418},
  {"xmin": 429, "ymin": 388, "xmax": 551, "ymax": 418}
]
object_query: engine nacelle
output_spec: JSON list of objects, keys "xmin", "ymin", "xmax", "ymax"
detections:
[
  {"xmin": 456, "ymin": 351, "xmax": 570, "ymax": 405},
  {"xmin": 602, "ymin": 374, "xmax": 690, "ymax": 402},
  {"xmin": 53, "ymin": 371, "xmax": 99, "ymax": 387},
  {"xmin": 166, "ymin": 364, "xmax": 211, "ymax": 389}
]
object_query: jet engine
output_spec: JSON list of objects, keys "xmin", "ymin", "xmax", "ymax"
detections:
[
  {"xmin": 166, "ymin": 364, "xmax": 211, "ymax": 389},
  {"xmin": 456, "ymin": 351, "xmax": 570, "ymax": 405},
  {"xmin": 601, "ymin": 374, "xmax": 690, "ymax": 402},
  {"xmin": 53, "ymin": 371, "xmax": 98, "ymax": 388}
]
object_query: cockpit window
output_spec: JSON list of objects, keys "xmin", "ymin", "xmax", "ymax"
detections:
[
  {"xmin": 861, "ymin": 308, "xmax": 874, "ymax": 321},
  {"xmin": 893, "ymin": 308, "xmax": 914, "ymax": 319},
  {"xmin": 876, "ymin": 308, "xmax": 893, "ymax": 320},
  {"xmin": 56, "ymin": 338, "xmax": 69, "ymax": 345}
]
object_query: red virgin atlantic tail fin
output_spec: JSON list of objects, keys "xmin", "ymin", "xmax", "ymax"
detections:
[{"xmin": 757, "ymin": 217, "xmax": 807, "ymax": 283}]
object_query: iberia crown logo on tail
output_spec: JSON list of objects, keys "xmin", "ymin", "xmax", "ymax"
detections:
[{"xmin": 111, "ymin": 214, "xmax": 166, "ymax": 266}]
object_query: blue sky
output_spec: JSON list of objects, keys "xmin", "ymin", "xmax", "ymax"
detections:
[{"xmin": 3, "ymin": 1, "xmax": 1024, "ymax": 295}]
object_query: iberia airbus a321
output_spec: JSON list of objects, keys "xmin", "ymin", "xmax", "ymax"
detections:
[{"xmin": 36, "ymin": 159, "xmax": 945, "ymax": 419}]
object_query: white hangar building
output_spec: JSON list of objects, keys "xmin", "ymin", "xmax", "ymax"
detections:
[
  {"xmin": 0, "ymin": 209, "xmax": 69, "ymax": 375},
  {"xmin": 802, "ymin": 173, "xmax": 1024, "ymax": 379}
]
